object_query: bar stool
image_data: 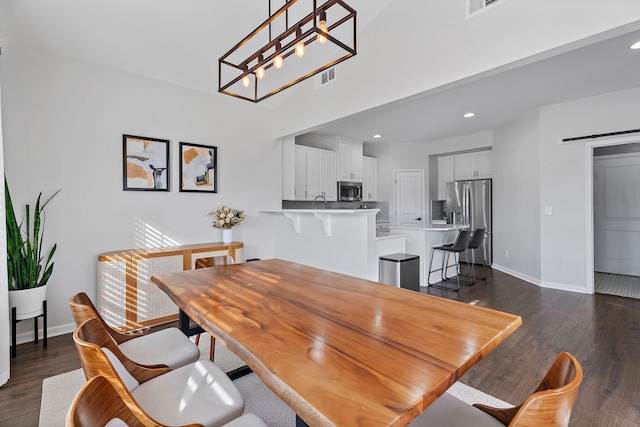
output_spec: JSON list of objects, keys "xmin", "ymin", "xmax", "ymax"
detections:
[
  {"xmin": 466, "ymin": 228, "xmax": 487, "ymax": 282},
  {"xmin": 427, "ymin": 229, "xmax": 473, "ymax": 291},
  {"xmin": 194, "ymin": 255, "xmax": 235, "ymax": 360}
]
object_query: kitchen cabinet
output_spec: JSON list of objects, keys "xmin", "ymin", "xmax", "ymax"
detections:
[
  {"xmin": 293, "ymin": 145, "xmax": 336, "ymax": 200},
  {"xmin": 322, "ymin": 150, "xmax": 337, "ymax": 200},
  {"xmin": 327, "ymin": 137, "xmax": 363, "ymax": 182},
  {"xmin": 437, "ymin": 155, "xmax": 454, "ymax": 200},
  {"xmin": 363, "ymin": 156, "xmax": 378, "ymax": 201},
  {"xmin": 454, "ymin": 151, "xmax": 492, "ymax": 180}
]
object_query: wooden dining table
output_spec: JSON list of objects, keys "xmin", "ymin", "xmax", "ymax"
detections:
[{"xmin": 151, "ymin": 258, "xmax": 521, "ymax": 427}]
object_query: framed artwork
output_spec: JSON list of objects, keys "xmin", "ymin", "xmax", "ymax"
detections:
[
  {"xmin": 179, "ymin": 142, "xmax": 217, "ymax": 193},
  {"xmin": 123, "ymin": 135, "xmax": 170, "ymax": 191}
]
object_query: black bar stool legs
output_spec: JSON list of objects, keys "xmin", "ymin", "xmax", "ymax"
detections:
[
  {"xmin": 427, "ymin": 230, "xmax": 473, "ymax": 291},
  {"xmin": 460, "ymin": 228, "xmax": 487, "ymax": 283}
]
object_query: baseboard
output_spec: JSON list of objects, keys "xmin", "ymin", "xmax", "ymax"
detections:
[
  {"xmin": 491, "ymin": 264, "xmax": 541, "ymax": 286},
  {"xmin": 492, "ymin": 264, "xmax": 587, "ymax": 294},
  {"xmin": 539, "ymin": 280, "xmax": 587, "ymax": 294},
  {"xmin": 13, "ymin": 322, "xmax": 76, "ymax": 345},
  {"xmin": 0, "ymin": 370, "xmax": 8, "ymax": 387}
]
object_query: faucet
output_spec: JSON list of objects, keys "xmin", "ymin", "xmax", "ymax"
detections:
[{"xmin": 313, "ymin": 195, "xmax": 328, "ymax": 209}]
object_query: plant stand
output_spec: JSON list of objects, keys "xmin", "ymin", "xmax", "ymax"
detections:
[{"xmin": 11, "ymin": 300, "xmax": 47, "ymax": 358}]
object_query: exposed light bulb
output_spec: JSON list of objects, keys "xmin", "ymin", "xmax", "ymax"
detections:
[
  {"xmin": 317, "ymin": 24, "xmax": 328, "ymax": 44},
  {"xmin": 295, "ymin": 27, "xmax": 305, "ymax": 58},
  {"xmin": 256, "ymin": 54, "xmax": 265, "ymax": 80},
  {"xmin": 318, "ymin": 10, "xmax": 328, "ymax": 44},
  {"xmin": 273, "ymin": 42, "xmax": 283, "ymax": 69},
  {"xmin": 242, "ymin": 75, "xmax": 250, "ymax": 88},
  {"xmin": 274, "ymin": 54, "xmax": 284, "ymax": 69}
]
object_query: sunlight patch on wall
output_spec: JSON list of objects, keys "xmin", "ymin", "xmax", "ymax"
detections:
[{"xmin": 134, "ymin": 217, "xmax": 181, "ymax": 248}]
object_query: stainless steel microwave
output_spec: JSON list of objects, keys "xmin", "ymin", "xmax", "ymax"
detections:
[{"xmin": 338, "ymin": 181, "xmax": 362, "ymax": 201}]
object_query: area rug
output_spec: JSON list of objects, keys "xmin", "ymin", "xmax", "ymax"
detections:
[
  {"xmin": 595, "ymin": 272, "xmax": 640, "ymax": 299},
  {"xmin": 40, "ymin": 334, "xmax": 510, "ymax": 426}
]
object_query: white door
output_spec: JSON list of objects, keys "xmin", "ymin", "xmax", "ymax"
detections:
[
  {"xmin": 594, "ymin": 154, "xmax": 640, "ymax": 276},
  {"xmin": 394, "ymin": 170, "xmax": 424, "ymax": 227}
]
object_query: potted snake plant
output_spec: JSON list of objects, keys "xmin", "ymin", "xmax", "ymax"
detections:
[{"xmin": 5, "ymin": 179, "xmax": 60, "ymax": 320}]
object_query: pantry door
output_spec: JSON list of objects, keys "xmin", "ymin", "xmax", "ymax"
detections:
[
  {"xmin": 394, "ymin": 170, "xmax": 424, "ymax": 228},
  {"xmin": 593, "ymin": 153, "xmax": 640, "ymax": 276}
]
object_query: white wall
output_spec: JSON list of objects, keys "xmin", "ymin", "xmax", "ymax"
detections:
[
  {"xmin": 492, "ymin": 111, "xmax": 541, "ymax": 284},
  {"xmin": 539, "ymin": 86, "xmax": 640, "ymax": 292},
  {"xmin": 273, "ymin": 0, "xmax": 640, "ymax": 139},
  {"xmin": 0, "ymin": 47, "xmax": 281, "ymax": 340}
]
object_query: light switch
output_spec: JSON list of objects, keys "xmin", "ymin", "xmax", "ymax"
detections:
[{"xmin": 545, "ymin": 206, "xmax": 553, "ymax": 215}]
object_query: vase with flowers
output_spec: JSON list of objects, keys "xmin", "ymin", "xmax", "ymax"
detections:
[{"xmin": 208, "ymin": 205, "xmax": 246, "ymax": 244}]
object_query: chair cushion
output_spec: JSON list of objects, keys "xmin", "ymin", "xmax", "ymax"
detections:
[
  {"xmin": 102, "ymin": 347, "xmax": 139, "ymax": 392},
  {"xmin": 119, "ymin": 327, "xmax": 200, "ymax": 369},
  {"xmin": 132, "ymin": 360, "xmax": 244, "ymax": 427},
  {"xmin": 223, "ymin": 413, "xmax": 268, "ymax": 427},
  {"xmin": 104, "ymin": 419, "xmax": 129, "ymax": 427},
  {"xmin": 408, "ymin": 392, "xmax": 505, "ymax": 427}
]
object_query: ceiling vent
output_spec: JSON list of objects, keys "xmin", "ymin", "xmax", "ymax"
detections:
[
  {"xmin": 315, "ymin": 67, "xmax": 336, "ymax": 89},
  {"xmin": 467, "ymin": 0, "xmax": 503, "ymax": 17}
]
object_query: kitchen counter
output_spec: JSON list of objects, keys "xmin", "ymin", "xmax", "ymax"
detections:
[
  {"xmin": 375, "ymin": 232, "xmax": 408, "ymax": 241},
  {"xmin": 262, "ymin": 209, "xmax": 380, "ymax": 214},
  {"xmin": 390, "ymin": 224, "xmax": 468, "ymax": 232},
  {"xmin": 261, "ymin": 208, "xmax": 380, "ymax": 281}
]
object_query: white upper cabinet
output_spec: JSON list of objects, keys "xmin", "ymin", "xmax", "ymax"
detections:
[
  {"xmin": 363, "ymin": 156, "xmax": 378, "ymax": 201},
  {"xmin": 286, "ymin": 143, "xmax": 337, "ymax": 201},
  {"xmin": 454, "ymin": 151, "xmax": 492, "ymax": 180},
  {"xmin": 322, "ymin": 150, "xmax": 337, "ymax": 200},
  {"xmin": 437, "ymin": 155, "xmax": 455, "ymax": 200},
  {"xmin": 327, "ymin": 137, "xmax": 363, "ymax": 182},
  {"xmin": 294, "ymin": 145, "xmax": 308, "ymax": 199}
]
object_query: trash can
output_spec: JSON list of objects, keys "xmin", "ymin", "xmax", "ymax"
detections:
[{"xmin": 379, "ymin": 253, "xmax": 420, "ymax": 292}]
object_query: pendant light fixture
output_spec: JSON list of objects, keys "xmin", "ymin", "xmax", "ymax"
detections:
[{"xmin": 218, "ymin": 0, "xmax": 357, "ymax": 103}]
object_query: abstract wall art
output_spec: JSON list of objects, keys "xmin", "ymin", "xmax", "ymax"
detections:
[
  {"xmin": 179, "ymin": 142, "xmax": 217, "ymax": 193},
  {"xmin": 123, "ymin": 134, "xmax": 170, "ymax": 191}
]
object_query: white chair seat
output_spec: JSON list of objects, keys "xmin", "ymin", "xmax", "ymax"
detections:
[
  {"xmin": 409, "ymin": 392, "xmax": 505, "ymax": 427},
  {"xmin": 223, "ymin": 413, "xmax": 268, "ymax": 427},
  {"xmin": 132, "ymin": 360, "xmax": 244, "ymax": 427},
  {"xmin": 119, "ymin": 327, "xmax": 200, "ymax": 369}
]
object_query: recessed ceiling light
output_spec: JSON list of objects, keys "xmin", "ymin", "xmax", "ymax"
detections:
[
  {"xmin": 631, "ymin": 41, "xmax": 640, "ymax": 50},
  {"xmin": 373, "ymin": 134, "xmax": 382, "ymax": 139},
  {"xmin": 463, "ymin": 112, "xmax": 475, "ymax": 118}
]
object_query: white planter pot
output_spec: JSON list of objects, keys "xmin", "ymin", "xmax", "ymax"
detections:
[
  {"xmin": 222, "ymin": 229, "xmax": 233, "ymax": 244},
  {"xmin": 9, "ymin": 285, "xmax": 48, "ymax": 320}
]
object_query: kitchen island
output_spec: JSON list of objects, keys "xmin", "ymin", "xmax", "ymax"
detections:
[
  {"xmin": 389, "ymin": 224, "xmax": 468, "ymax": 286},
  {"xmin": 262, "ymin": 209, "xmax": 405, "ymax": 281}
]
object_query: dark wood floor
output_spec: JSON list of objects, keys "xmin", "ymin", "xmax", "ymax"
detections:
[{"xmin": 1, "ymin": 268, "xmax": 639, "ymax": 426}]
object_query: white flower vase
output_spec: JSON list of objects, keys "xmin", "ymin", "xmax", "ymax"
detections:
[{"xmin": 222, "ymin": 228, "xmax": 233, "ymax": 244}]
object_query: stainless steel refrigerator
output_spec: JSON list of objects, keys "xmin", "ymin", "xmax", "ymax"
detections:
[{"xmin": 445, "ymin": 180, "xmax": 492, "ymax": 265}]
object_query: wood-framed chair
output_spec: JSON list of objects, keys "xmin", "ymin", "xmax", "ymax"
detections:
[
  {"xmin": 193, "ymin": 255, "xmax": 236, "ymax": 361},
  {"xmin": 66, "ymin": 374, "xmax": 198, "ymax": 427},
  {"xmin": 66, "ymin": 374, "xmax": 267, "ymax": 427},
  {"xmin": 72, "ymin": 318, "xmax": 248, "ymax": 427},
  {"xmin": 409, "ymin": 352, "xmax": 583, "ymax": 426},
  {"xmin": 69, "ymin": 292, "xmax": 199, "ymax": 369}
]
